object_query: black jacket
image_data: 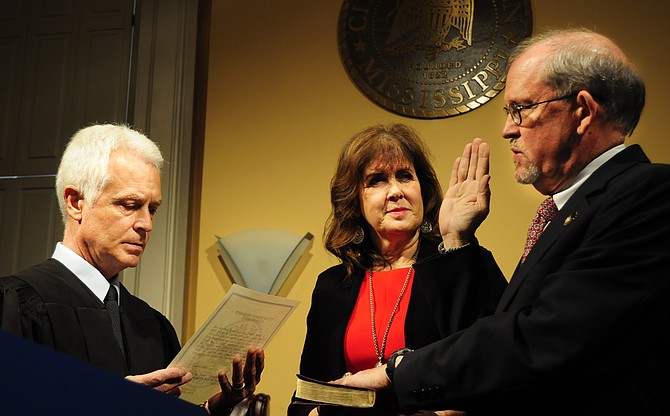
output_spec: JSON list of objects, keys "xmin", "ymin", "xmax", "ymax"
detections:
[
  {"xmin": 0, "ymin": 258, "xmax": 181, "ymax": 376},
  {"xmin": 392, "ymin": 145, "xmax": 670, "ymax": 415},
  {"xmin": 289, "ymin": 236, "xmax": 507, "ymax": 416}
]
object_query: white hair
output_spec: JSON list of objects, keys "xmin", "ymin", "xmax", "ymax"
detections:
[{"xmin": 55, "ymin": 124, "xmax": 164, "ymax": 223}]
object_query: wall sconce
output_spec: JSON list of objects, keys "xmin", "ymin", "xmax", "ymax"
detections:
[{"xmin": 215, "ymin": 228, "xmax": 313, "ymax": 295}]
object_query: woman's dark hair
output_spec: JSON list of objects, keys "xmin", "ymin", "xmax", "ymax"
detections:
[{"xmin": 324, "ymin": 124, "xmax": 442, "ymax": 279}]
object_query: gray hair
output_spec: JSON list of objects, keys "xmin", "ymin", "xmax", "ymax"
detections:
[
  {"xmin": 55, "ymin": 124, "xmax": 164, "ymax": 223},
  {"xmin": 510, "ymin": 28, "xmax": 645, "ymax": 137}
]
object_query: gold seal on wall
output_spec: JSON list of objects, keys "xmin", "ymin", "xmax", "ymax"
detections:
[{"xmin": 338, "ymin": 0, "xmax": 533, "ymax": 119}]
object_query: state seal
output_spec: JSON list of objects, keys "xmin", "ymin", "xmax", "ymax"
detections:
[{"xmin": 338, "ymin": 0, "xmax": 533, "ymax": 119}]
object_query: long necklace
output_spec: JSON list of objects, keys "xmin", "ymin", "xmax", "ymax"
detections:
[{"xmin": 368, "ymin": 255, "xmax": 416, "ymax": 368}]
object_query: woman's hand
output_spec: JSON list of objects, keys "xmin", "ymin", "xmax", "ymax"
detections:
[{"xmin": 332, "ymin": 365, "xmax": 391, "ymax": 390}]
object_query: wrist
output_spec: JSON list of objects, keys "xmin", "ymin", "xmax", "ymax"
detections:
[
  {"xmin": 437, "ymin": 240, "xmax": 471, "ymax": 254},
  {"xmin": 439, "ymin": 232, "xmax": 473, "ymax": 249},
  {"xmin": 385, "ymin": 348, "xmax": 412, "ymax": 384}
]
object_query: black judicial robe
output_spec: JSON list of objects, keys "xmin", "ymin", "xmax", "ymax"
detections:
[{"xmin": 0, "ymin": 259, "xmax": 181, "ymax": 376}]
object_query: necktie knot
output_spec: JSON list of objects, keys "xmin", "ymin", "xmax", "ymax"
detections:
[
  {"xmin": 521, "ymin": 196, "xmax": 558, "ymax": 263},
  {"xmin": 105, "ymin": 285, "xmax": 118, "ymax": 303},
  {"xmin": 537, "ymin": 196, "xmax": 558, "ymax": 222}
]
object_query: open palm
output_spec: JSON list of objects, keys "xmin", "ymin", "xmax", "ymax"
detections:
[{"xmin": 439, "ymin": 138, "xmax": 491, "ymax": 246}]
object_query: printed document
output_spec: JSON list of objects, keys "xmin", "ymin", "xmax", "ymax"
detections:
[{"xmin": 170, "ymin": 284, "xmax": 299, "ymax": 403}]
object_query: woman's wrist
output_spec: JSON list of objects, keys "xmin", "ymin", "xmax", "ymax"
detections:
[
  {"xmin": 438, "ymin": 241, "xmax": 471, "ymax": 254},
  {"xmin": 438, "ymin": 233, "xmax": 473, "ymax": 252}
]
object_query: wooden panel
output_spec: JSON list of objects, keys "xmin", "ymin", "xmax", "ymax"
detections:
[
  {"xmin": 73, "ymin": 28, "xmax": 130, "ymax": 127},
  {"xmin": 0, "ymin": 0, "xmax": 25, "ymax": 22},
  {"xmin": 74, "ymin": 0, "xmax": 133, "ymax": 127},
  {"xmin": 8, "ymin": 0, "xmax": 134, "ymax": 176},
  {"xmin": 16, "ymin": 183, "xmax": 63, "ymax": 271},
  {"xmin": 0, "ymin": 2, "xmax": 27, "ymax": 175},
  {"xmin": 14, "ymin": 1, "xmax": 78, "ymax": 175},
  {"xmin": 0, "ymin": 177, "xmax": 63, "ymax": 276},
  {"xmin": 0, "ymin": 182, "xmax": 20, "ymax": 275},
  {"xmin": 0, "ymin": 37, "xmax": 23, "ymax": 174},
  {"xmin": 85, "ymin": 0, "xmax": 133, "ymax": 20},
  {"xmin": 35, "ymin": 0, "xmax": 75, "ymax": 20},
  {"xmin": 17, "ymin": 33, "xmax": 75, "ymax": 175}
]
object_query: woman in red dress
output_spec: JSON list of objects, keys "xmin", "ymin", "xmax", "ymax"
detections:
[{"xmin": 289, "ymin": 124, "xmax": 506, "ymax": 416}]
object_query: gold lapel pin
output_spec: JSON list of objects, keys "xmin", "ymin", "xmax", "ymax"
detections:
[{"xmin": 563, "ymin": 211, "xmax": 578, "ymax": 226}]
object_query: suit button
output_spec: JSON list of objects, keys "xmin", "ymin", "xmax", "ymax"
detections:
[
  {"xmin": 413, "ymin": 388, "xmax": 428, "ymax": 401},
  {"xmin": 428, "ymin": 386, "xmax": 442, "ymax": 399}
]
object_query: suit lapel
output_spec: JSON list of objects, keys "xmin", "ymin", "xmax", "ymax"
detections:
[{"xmin": 496, "ymin": 196, "xmax": 588, "ymax": 311}]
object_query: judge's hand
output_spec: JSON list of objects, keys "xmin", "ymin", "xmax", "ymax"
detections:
[
  {"xmin": 125, "ymin": 367, "xmax": 193, "ymax": 396},
  {"xmin": 439, "ymin": 138, "xmax": 491, "ymax": 248},
  {"xmin": 206, "ymin": 346, "xmax": 265, "ymax": 416},
  {"xmin": 332, "ymin": 364, "xmax": 391, "ymax": 390}
]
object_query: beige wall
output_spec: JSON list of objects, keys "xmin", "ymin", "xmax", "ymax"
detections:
[{"xmin": 194, "ymin": 0, "xmax": 670, "ymax": 413}]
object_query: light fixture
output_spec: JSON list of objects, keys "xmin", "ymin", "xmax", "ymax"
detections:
[{"xmin": 215, "ymin": 228, "xmax": 313, "ymax": 295}]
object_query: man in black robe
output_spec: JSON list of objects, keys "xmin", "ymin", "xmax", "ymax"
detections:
[{"xmin": 0, "ymin": 124, "xmax": 264, "ymax": 415}]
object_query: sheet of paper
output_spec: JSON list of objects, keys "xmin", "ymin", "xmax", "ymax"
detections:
[{"xmin": 169, "ymin": 284, "xmax": 299, "ymax": 404}]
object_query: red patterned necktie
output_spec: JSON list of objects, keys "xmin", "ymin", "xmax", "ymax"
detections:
[{"xmin": 521, "ymin": 196, "xmax": 558, "ymax": 263}]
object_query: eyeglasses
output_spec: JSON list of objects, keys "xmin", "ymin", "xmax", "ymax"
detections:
[{"xmin": 503, "ymin": 92, "xmax": 578, "ymax": 126}]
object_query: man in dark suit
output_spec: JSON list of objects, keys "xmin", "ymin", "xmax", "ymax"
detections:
[
  {"xmin": 0, "ymin": 124, "xmax": 264, "ymax": 415},
  {"xmin": 335, "ymin": 29, "xmax": 670, "ymax": 415}
]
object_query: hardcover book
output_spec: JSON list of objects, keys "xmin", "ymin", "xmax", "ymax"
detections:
[{"xmin": 294, "ymin": 374, "xmax": 375, "ymax": 408}]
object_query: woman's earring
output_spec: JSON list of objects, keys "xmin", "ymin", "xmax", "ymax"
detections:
[
  {"xmin": 352, "ymin": 226, "xmax": 365, "ymax": 244},
  {"xmin": 420, "ymin": 220, "xmax": 433, "ymax": 234}
]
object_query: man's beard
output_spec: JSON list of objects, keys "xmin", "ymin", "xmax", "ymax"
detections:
[
  {"xmin": 510, "ymin": 138, "xmax": 540, "ymax": 184},
  {"xmin": 515, "ymin": 161, "xmax": 541, "ymax": 184}
]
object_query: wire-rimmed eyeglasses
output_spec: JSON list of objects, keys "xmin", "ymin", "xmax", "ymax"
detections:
[{"xmin": 503, "ymin": 92, "xmax": 578, "ymax": 126}]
